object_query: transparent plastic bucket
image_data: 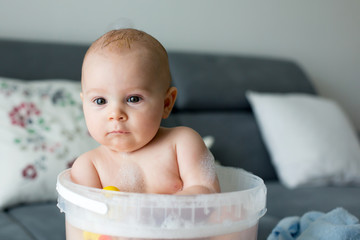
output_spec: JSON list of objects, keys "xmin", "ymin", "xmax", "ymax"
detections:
[{"xmin": 57, "ymin": 166, "xmax": 266, "ymax": 240}]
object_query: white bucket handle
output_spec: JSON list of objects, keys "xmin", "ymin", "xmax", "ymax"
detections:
[{"xmin": 57, "ymin": 183, "xmax": 108, "ymax": 215}]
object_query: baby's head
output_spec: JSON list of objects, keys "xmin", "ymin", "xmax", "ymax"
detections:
[
  {"xmin": 82, "ymin": 28, "xmax": 172, "ymax": 90},
  {"xmin": 81, "ymin": 29, "xmax": 177, "ymax": 153}
]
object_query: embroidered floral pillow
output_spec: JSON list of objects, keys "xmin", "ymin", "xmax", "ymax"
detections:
[{"xmin": 0, "ymin": 77, "xmax": 98, "ymax": 209}]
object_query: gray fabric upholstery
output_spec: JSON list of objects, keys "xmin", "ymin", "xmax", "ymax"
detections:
[
  {"xmin": 8, "ymin": 203, "xmax": 65, "ymax": 240},
  {"xmin": 0, "ymin": 39, "xmax": 87, "ymax": 81},
  {"xmin": 258, "ymin": 215, "xmax": 280, "ymax": 240},
  {"xmin": 0, "ymin": 39, "xmax": 358, "ymax": 240},
  {"xmin": 169, "ymin": 52, "xmax": 316, "ymax": 111},
  {"xmin": 0, "ymin": 211, "xmax": 33, "ymax": 240},
  {"xmin": 265, "ymin": 182, "xmax": 360, "ymax": 219}
]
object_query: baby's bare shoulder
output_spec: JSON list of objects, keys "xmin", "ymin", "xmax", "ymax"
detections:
[
  {"xmin": 160, "ymin": 126, "xmax": 204, "ymax": 148},
  {"xmin": 70, "ymin": 148, "xmax": 103, "ymax": 188},
  {"xmin": 173, "ymin": 126, "xmax": 202, "ymax": 141},
  {"xmin": 73, "ymin": 148, "xmax": 98, "ymax": 164},
  {"xmin": 163, "ymin": 126, "xmax": 200, "ymax": 138}
]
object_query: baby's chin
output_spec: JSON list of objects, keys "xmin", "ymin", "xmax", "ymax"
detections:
[
  {"xmin": 101, "ymin": 142, "xmax": 145, "ymax": 154},
  {"xmin": 97, "ymin": 134, "xmax": 156, "ymax": 154}
]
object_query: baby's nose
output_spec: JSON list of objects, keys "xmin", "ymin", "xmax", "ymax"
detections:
[{"xmin": 108, "ymin": 109, "xmax": 128, "ymax": 121}]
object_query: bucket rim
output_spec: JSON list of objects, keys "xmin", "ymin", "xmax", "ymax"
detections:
[{"xmin": 57, "ymin": 168, "xmax": 266, "ymax": 200}]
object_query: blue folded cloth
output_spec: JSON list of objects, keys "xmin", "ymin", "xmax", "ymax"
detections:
[{"xmin": 267, "ymin": 207, "xmax": 360, "ymax": 240}]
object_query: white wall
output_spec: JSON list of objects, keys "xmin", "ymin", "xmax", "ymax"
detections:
[{"xmin": 1, "ymin": 0, "xmax": 360, "ymax": 130}]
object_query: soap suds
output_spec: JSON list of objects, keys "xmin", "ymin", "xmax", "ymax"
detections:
[
  {"xmin": 200, "ymin": 149, "xmax": 216, "ymax": 183},
  {"xmin": 115, "ymin": 162, "xmax": 145, "ymax": 193}
]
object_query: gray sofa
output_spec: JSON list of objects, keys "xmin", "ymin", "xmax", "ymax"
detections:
[{"xmin": 0, "ymin": 39, "xmax": 359, "ymax": 240}]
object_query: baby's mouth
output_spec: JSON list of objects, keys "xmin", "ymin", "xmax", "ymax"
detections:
[{"xmin": 107, "ymin": 130, "xmax": 130, "ymax": 135}]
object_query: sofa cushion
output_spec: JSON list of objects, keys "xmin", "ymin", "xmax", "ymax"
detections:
[
  {"xmin": 168, "ymin": 52, "xmax": 316, "ymax": 111},
  {"xmin": 265, "ymin": 181, "xmax": 360, "ymax": 220},
  {"xmin": 8, "ymin": 202, "xmax": 65, "ymax": 240},
  {"xmin": 0, "ymin": 77, "xmax": 98, "ymax": 209},
  {"xmin": 258, "ymin": 215, "xmax": 280, "ymax": 240},
  {"xmin": 247, "ymin": 91, "xmax": 360, "ymax": 188},
  {"xmin": 0, "ymin": 211, "xmax": 33, "ymax": 240}
]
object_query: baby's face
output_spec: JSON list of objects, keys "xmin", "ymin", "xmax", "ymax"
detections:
[{"xmin": 81, "ymin": 47, "xmax": 171, "ymax": 153}]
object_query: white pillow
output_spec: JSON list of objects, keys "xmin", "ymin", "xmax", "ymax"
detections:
[
  {"xmin": 246, "ymin": 91, "xmax": 360, "ymax": 188},
  {"xmin": 0, "ymin": 77, "xmax": 98, "ymax": 209}
]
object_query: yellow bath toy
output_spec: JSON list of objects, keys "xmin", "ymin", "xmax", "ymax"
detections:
[
  {"xmin": 83, "ymin": 231, "xmax": 112, "ymax": 240},
  {"xmin": 103, "ymin": 186, "xmax": 120, "ymax": 191},
  {"xmin": 103, "ymin": 186, "xmax": 120, "ymax": 198},
  {"xmin": 83, "ymin": 231, "xmax": 100, "ymax": 240}
]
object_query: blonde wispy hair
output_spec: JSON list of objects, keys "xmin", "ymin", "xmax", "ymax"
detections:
[{"xmin": 83, "ymin": 28, "xmax": 172, "ymax": 88}]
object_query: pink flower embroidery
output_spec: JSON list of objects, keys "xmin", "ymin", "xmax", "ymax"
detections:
[
  {"xmin": 22, "ymin": 165, "xmax": 37, "ymax": 179},
  {"xmin": 9, "ymin": 102, "xmax": 41, "ymax": 128}
]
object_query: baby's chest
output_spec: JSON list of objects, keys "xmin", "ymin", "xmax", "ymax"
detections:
[
  {"xmin": 141, "ymin": 161, "xmax": 183, "ymax": 194},
  {"xmin": 102, "ymin": 153, "xmax": 182, "ymax": 194},
  {"xmin": 136, "ymin": 144, "xmax": 182, "ymax": 194}
]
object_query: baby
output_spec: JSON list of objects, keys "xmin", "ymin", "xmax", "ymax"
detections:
[{"xmin": 71, "ymin": 28, "xmax": 220, "ymax": 196}]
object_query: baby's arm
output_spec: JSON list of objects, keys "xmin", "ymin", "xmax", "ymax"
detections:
[
  {"xmin": 175, "ymin": 127, "xmax": 220, "ymax": 195},
  {"xmin": 70, "ymin": 152, "xmax": 102, "ymax": 189}
]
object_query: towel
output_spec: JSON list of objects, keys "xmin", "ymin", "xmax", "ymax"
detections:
[{"xmin": 267, "ymin": 207, "xmax": 360, "ymax": 240}]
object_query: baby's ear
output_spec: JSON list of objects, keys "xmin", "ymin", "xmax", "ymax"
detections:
[
  {"xmin": 80, "ymin": 92, "xmax": 83, "ymax": 101},
  {"xmin": 162, "ymin": 87, "xmax": 177, "ymax": 119}
]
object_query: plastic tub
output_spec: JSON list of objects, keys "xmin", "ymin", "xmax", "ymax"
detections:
[{"xmin": 57, "ymin": 166, "xmax": 266, "ymax": 240}]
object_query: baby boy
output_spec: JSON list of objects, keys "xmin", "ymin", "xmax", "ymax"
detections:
[{"xmin": 71, "ymin": 28, "xmax": 220, "ymax": 195}]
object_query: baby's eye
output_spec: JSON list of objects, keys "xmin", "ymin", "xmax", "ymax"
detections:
[
  {"xmin": 94, "ymin": 98, "xmax": 107, "ymax": 105},
  {"xmin": 127, "ymin": 96, "xmax": 141, "ymax": 103}
]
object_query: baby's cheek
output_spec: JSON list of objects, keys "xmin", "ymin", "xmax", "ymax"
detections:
[{"xmin": 86, "ymin": 117, "xmax": 103, "ymax": 141}]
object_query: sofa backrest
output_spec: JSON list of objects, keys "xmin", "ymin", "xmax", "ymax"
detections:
[
  {"xmin": 0, "ymin": 39, "xmax": 316, "ymax": 181},
  {"xmin": 0, "ymin": 39, "xmax": 87, "ymax": 81}
]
